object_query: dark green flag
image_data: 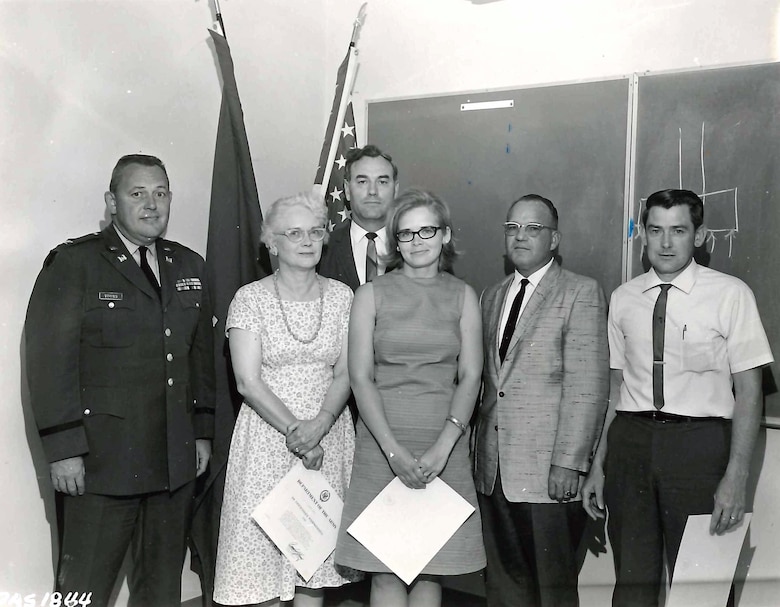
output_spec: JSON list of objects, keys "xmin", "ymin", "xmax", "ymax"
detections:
[{"xmin": 189, "ymin": 28, "xmax": 270, "ymax": 605}]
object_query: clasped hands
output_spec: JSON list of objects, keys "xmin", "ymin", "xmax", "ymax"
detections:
[
  {"xmin": 286, "ymin": 414, "xmax": 333, "ymax": 471},
  {"xmin": 387, "ymin": 443, "xmax": 451, "ymax": 490}
]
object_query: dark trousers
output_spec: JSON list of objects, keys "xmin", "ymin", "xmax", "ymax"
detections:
[
  {"xmin": 57, "ymin": 481, "xmax": 195, "ymax": 607},
  {"xmin": 478, "ymin": 470, "xmax": 587, "ymax": 607},
  {"xmin": 604, "ymin": 413, "xmax": 731, "ymax": 607}
]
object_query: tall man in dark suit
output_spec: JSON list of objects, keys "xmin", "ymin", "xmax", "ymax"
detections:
[
  {"xmin": 319, "ymin": 144, "xmax": 399, "ymax": 291},
  {"xmin": 25, "ymin": 154, "xmax": 215, "ymax": 607},
  {"xmin": 474, "ymin": 194, "xmax": 610, "ymax": 607}
]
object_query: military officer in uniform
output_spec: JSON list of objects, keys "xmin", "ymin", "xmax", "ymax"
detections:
[{"xmin": 25, "ymin": 154, "xmax": 215, "ymax": 607}]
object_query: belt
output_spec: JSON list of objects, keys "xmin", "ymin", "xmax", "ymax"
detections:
[{"xmin": 617, "ymin": 410, "xmax": 727, "ymax": 424}]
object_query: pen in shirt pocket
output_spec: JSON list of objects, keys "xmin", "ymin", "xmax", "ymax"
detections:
[{"xmin": 682, "ymin": 324, "xmax": 687, "ymax": 340}]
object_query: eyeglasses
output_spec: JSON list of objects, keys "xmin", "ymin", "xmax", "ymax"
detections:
[
  {"xmin": 503, "ymin": 222, "xmax": 555, "ymax": 238},
  {"xmin": 275, "ymin": 227, "xmax": 327, "ymax": 243},
  {"xmin": 396, "ymin": 226, "xmax": 443, "ymax": 243}
]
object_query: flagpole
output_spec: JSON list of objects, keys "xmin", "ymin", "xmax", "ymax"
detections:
[
  {"xmin": 214, "ymin": 0, "xmax": 227, "ymax": 40},
  {"xmin": 317, "ymin": 4, "xmax": 367, "ymax": 198}
]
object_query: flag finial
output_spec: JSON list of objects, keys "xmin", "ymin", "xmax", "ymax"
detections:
[{"xmin": 351, "ymin": 3, "xmax": 368, "ymax": 45}]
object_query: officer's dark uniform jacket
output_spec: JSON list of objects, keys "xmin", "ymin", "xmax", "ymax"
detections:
[{"xmin": 25, "ymin": 226, "xmax": 215, "ymax": 496}]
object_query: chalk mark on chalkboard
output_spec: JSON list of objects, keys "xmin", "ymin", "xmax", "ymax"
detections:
[{"xmin": 633, "ymin": 122, "xmax": 739, "ymax": 258}]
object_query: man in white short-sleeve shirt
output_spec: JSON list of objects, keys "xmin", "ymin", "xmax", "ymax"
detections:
[{"xmin": 582, "ymin": 188, "xmax": 773, "ymax": 606}]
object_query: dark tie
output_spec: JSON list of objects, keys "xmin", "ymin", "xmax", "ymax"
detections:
[
  {"xmin": 499, "ymin": 279, "xmax": 530, "ymax": 363},
  {"xmin": 139, "ymin": 246, "xmax": 161, "ymax": 298},
  {"xmin": 365, "ymin": 232, "xmax": 378, "ymax": 283},
  {"xmin": 652, "ymin": 284, "xmax": 672, "ymax": 409}
]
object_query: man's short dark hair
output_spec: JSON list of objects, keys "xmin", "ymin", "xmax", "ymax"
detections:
[
  {"xmin": 344, "ymin": 145, "xmax": 398, "ymax": 181},
  {"xmin": 508, "ymin": 194, "xmax": 559, "ymax": 229},
  {"xmin": 642, "ymin": 189, "xmax": 704, "ymax": 229},
  {"xmin": 109, "ymin": 154, "xmax": 169, "ymax": 193}
]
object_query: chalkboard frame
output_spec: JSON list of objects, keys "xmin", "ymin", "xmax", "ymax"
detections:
[{"xmin": 365, "ymin": 60, "xmax": 780, "ymax": 427}]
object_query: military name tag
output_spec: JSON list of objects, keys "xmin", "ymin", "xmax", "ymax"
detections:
[
  {"xmin": 98, "ymin": 291, "xmax": 124, "ymax": 301},
  {"xmin": 176, "ymin": 277, "xmax": 202, "ymax": 291}
]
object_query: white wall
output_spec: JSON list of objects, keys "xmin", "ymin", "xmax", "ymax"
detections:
[{"xmin": 2, "ymin": 0, "xmax": 779, "ymax": 604}]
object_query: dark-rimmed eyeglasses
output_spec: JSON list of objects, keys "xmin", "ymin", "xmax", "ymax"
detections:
[
  {"xmin": 396, "ymin": 226, "xmax": 443, "ymax": 242},
  {"xmin": 503, "ymin": 222, "xmax": 555, "ymax": 238},
  {"xmin": 275, "ymin": 227, "xmax": 327, "ymax": 243}
]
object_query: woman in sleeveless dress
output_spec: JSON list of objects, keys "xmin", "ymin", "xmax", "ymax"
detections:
[
  {"xmin": 335, "ymin": 189, "xmax": 486, "ymax": 606},
  {"xmin": 213, "ymin": 193, "xmax": 359, "ymax": 606}
]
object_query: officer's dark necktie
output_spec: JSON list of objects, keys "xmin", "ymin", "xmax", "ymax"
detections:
[
  {"xmin": 366, "ymin": 232, "xmax": 378, "ymax": 283},
  {"xmin": 652, "ymin": 284, "xmax": 672, "ymax": 409},
  {"xmin": 499, "ymin": 279, "xmax": 530, "ymax": 363},
  {"xmin": 139, "ymin": 245, "xmax": 161, "ymax": 298}
]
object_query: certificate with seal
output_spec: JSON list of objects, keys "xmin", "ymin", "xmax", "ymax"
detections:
[
  {"xmin": 252, "ymin": 462, "xmax": 343, "ymax": 581},
  {"xmin": 347, "ymin": 477, "xmax": 475, "ymax": 584}
]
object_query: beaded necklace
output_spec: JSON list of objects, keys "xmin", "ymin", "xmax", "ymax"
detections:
[{"xmin": 273, "ymin": 271, "xmax": 324, "ymax": 344}]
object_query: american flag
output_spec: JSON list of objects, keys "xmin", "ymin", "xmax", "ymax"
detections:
[
  {"xmin": 313, "ymin": 5, "xmax": 366, "ymax": 230},
  {"xmin": 321, "ymin": 102, "xmax": 356, "ymax": 231}
]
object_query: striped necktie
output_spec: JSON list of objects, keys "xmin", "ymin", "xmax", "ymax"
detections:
[{"xmin": 365, "ymin": 232, "xmax": 378, "ymax": 283}]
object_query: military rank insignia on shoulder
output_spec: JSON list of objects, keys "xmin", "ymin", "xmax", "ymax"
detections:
[
  {"xmin": 44, "ymin": 232, "xmax": 101, "ymax": 268},
  {"xmin": 62, "ymin": 232, "xmax": 101, "ymax": 247}
]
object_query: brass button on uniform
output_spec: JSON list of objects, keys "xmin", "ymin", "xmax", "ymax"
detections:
[
  {"xmin": 167, "ymin": 378, "xmax": 174, "ymax": 386},
  {"xmin": 108, "ymin": 302, "xmax": 115, "ymax": 309},
  {"xmin": 166, "ymin": 353, "xmax": 173, "ymax": 362},
  {"xmin": 84, "ymin": 408, "xmax": 91, "ymax": 415},
  {"xmin": 164, "ymin": 328, "xmax": 171, "ymax": 337}
]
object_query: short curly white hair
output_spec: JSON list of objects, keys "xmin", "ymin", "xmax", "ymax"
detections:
[{"xmin": 260, "ymin": 192, "xmax": 329, "ymax": 249}]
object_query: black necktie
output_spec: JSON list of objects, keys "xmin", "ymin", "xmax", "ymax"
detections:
[
  {"xmin": 139, "ymin": 246, "xmax": 161, "ymax": 298},
  {"xmin": 365, "ymin": 232, "xmax": 378, "ymax": 283},
  {"xmin": 499, "ymin": 279, "xmax": 529, "ymax": 363},
  {"xmin": 652, "ymin": 284, "xmax": 672, "ymax": 409}
]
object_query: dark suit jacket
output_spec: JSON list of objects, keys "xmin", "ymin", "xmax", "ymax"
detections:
[
  {"xmin": 319, "ymin": 221, "xmax": 360, "ymax": 291},
  {"xmin": 25, "ymin": 226, "xmax": 215, "ymax": 495},
  {"xmin": 474, "ymin": 262, "xmax": 609, "ymax": 503}
]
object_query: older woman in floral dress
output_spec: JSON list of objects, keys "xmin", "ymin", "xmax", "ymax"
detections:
[{"xmin": 214, "ymin": 192, "xmax": 359, "ymax": 606}]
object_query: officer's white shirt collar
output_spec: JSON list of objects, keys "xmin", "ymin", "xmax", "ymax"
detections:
[{"xmin": 113, "ymin": 225, "xmax": 160, "ymax": 281}]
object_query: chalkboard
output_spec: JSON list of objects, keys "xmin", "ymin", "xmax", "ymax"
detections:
[
  {"xmin": 367, "ymin": 79, "xmax": 630, "ymax": 299},
  {"xmin": 631, "ymin": 62, "xmax": 780, "ymax": 418}
]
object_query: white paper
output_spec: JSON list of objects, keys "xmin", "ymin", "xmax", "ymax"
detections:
[
  {"xmin": 252, "ymin": 462, "xmax": 343, "ymax": 582},
  {"xmin": 666, "ymin": 513, "xmax": 752, "ymax": 607},
  {"xmin": 347, "ymin": 477, "xmax": 475, "ymax": 584}
]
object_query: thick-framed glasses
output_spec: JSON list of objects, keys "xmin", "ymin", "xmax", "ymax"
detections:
[
  {"xmin": 275, "ymin": 227, "xmax": 327, "ymax": 243},
  {"xmin": 396, "ymin": 226, "xmax": 443, "ymax": 242},
  {"xmin": 503, "ymin": 222, "xmax": 555, "ymax": 238}
]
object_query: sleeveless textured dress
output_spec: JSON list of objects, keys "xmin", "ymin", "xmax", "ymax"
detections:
[{"xmin": 335, "ymin": 271, "xmax": 486, "ymax": 575}]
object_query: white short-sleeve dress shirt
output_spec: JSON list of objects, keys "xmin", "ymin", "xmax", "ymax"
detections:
[{"xmin": 608, "ymin": 260, "xmax": 773, "ymax": 418}]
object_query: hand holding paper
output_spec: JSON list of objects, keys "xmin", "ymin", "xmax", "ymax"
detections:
[{"xmin": 347, "ymin": 477, "xmax": 475, "ymax": 584}]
